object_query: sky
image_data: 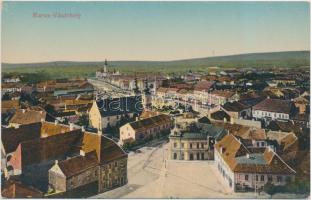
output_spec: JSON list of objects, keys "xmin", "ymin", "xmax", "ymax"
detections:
[{"xmin": 1, "ymin": 1, "xmax": 310, "ymax": 63}]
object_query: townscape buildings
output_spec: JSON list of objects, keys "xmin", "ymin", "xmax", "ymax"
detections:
[{"xmin": 1, "ymin": 61, "xmax": 310, "ymax": 198}]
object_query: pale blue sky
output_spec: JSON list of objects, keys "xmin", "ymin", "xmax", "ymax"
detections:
[{"xmin": 2, "ymin": 1, "xmax": 310, "ymax": 63}]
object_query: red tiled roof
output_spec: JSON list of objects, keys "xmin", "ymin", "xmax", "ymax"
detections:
[
  {"xmin": 253, "ymin": 98, "xmax": 293, "ymax": 114},
  {"xmin": 9, "ymin": 109, "xmax": 46, "ymax": 125},
  {"xmin": 1, "ymin": 180, "xmax": 43, "ymax": 198},
  {"xmin": 215, "ymin": 134, "xmax": 295, "ymax": 175},
  {"xmin": 194, "ymin": 81, "xmax": 214, "ymax": 91},
  {"xmin": 58, "ymin": 151, "xmax": 98, "ymax": 178},
  {"xmin": 2, "ymin": 123, "xmax": 41, "ymax": 154}
]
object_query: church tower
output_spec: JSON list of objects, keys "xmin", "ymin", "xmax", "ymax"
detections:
[
  {"xmin": 142, "ymin": 79, "xmax": 152, "ymax": 110},
  {"xmin": 104, "ymin": 59, "xmax": 108, "ymax": 73}
]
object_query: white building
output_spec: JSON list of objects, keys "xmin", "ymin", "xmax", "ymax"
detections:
[
  {"xmin": 252, "ymin": 98, "xmax": 294, "ymax": 122},
  {"xmin": 214, "ymin": 134, "xmax": 295, "ymax": 192}
]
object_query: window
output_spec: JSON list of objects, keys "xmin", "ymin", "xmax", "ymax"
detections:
[
  {"xmin": 173, "ymin": 153, "xmax": 177, "ymax": 160},
  {"xmin": 181, "ymin": 143, "xmax": 184, "ymax": 148},
  {"xmin": 261, "ymin": 142, "xmax": 265, "ymax": 147},
  {"xmin": 197, "ymin": 153, "xmax": 200, "ymax": 160},
  {"xmin": 261, "ymin": 175, "xmax": 264, "ymax": 181},
  {"xmin": 256, "ymin": 175, "xmax": 258, "ymax": 181},
  {"xmin": 174, "ymin": 143, "xmax": 177, "ymax": 148},
  {"xmin": 201, "ymin": 153, "xmax": 204, "ymax": 160},
  {"xmin": 197, "ymin": 143, "xmax": 199, "ymax": 149},
  {"xmin": 201, "ymin": 143, "xmax": 204, "ymax": 148},
  {"xmin": 245, "ymin": 175, "xmax": 248, "ymax": 181},
  {"xmin": 181, "ymin": 153, "xmax": 184, "ymax": 160},
  {"xmin": 190, "ymin": 143, "xmax": 192, "ymax": 149},
  {"xmin": 268, "ymin": 175, "xmax": 272, "ymax": 182},
  {"xmin": 190, "ymin": 153, "xmax": 194, "ymax": 160},
  {"xmin": 115, "ymin": 162, "xmax": 118, "ymax": 167},
  {"xmin": 277, "ymin": 176, "xmax": 282, "ymax": 182}
]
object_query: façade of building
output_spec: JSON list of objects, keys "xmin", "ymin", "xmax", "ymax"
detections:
[
  {"xmin": 169, "ymin": 121, "xmax": 227, "ymax": 161},
  {"xmin": 252, "ymin": 98, "xmax": 295, "ymax": 123},
  {"xmin": 119, "ymin": 114, "xmax": 172, "ymax": 145},
  {"xmin": 214, "ymin": 134, "xmax": 296, "ymax": 192}
]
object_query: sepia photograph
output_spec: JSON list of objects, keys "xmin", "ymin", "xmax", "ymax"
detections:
[{"xmin": 1, "ymin": 1, "xmax": 310, "ymax": 199}]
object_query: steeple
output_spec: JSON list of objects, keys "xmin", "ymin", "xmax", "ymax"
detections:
[{"xmin": 104, "ymin": 59, "xmax": 108, "ymax": 73}]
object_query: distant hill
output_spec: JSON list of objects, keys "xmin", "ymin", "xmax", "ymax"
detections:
[{"xmin": 2, "ymin": 51, "xmax": 310, "ymax": 79}]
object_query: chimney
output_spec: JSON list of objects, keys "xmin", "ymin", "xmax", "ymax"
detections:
[
  {"xmin": 80, "ymin": 150, "xmax": 85, "ymax": 156},
  {"xmin": 136, "ymin": 117, "xmax": 139, "ymax": 121},
  {"xmin": 55, "ymin": 160, "xmax": 58, "ymax": 165},
  {"xmin": 22, "ymin": 109, "xmax": 26, "ymax": 113},
  {"xmin": 81, "ymin": 126, "xmax": 85, "ymax": 132},
  {"xmin": 246, "ymin": 153, "xmax": 250, "ymax": 159},
  {"xmin": 55, "ymin": 120, "xmax": 59, "ymax": 125},
  {"xmin": 69, "ymin": 123, "xmax": 74, "ymax": 131}
]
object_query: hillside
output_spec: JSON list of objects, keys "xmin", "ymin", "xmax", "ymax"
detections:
[{"xmin": 2, "ymin": 51, "xmax": 310, "ymax": 79}]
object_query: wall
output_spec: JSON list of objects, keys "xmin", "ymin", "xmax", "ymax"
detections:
[
  {"xmin": 89, "ymin": 102, "xmax": 102, "ymax": 131},
  {"xmin": 169, "ymin": 137, "xmax": 212, "ymax": 160},
  {"xmin": 66, "ymin": 166, "xmax": 99, "ymax": 191},
  {"xmin": 98, "ymin": 157, "xmax": 128, "ymax": 193}
]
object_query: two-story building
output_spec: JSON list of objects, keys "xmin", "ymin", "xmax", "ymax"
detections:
[
  {"xmin": 119, "ymin": 114, "xmax": 172, "ymax": 145},
  {"xmin": 252, "ymin": 98, "xmax": 294, "ymax": 123},
  {"xmin": 214, "ymin": 134, "xmax": 296, "ymax": 192}
]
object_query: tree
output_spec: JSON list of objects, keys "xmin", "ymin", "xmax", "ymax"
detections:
[{"xmin": 263, "ymin": 182, "xmax": 277, "ymax": 198}]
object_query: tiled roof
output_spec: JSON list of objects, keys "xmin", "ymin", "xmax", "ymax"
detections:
[
  {"xmin": 222, "ymin": 101, "xmax": 249, "ymax": 112},
  {"xmin": 129, "ymin": 114, "xmax": 171, "ymax": 131},
  {"xmin": 211, "ymin": 90, "xmax": 235, "ymax": 98},
  {"xmin": 211, "ymin": 110, "xmax": 230, "ymax": 121},
  {"xmin": 1, "ymin": 180, "xmax": 43, "ymax": 198},
  {"xmin": 215, "ymin": 134, "xmax": 296, "ymax": 175},
  {"xmin": 64, "ymin": 99, "xmax": 92, "ymax": 106},
  {"xmin": 58, "ymin": 151, "xmax": 98, "ymax": 178},
  {"xmin": 2, "ymin": 123, "xmax": 41, "ymax": 154},
  {"xmin": 100, "ymin": 136, "xmax": 127, "ymax": 164},
  {"xmin": 40, "ymin": 121, "xmax": 71, "ymax": 137},
  {"xmin": 96, "ymin": 96, "xmax": 142, "ymax": 117},
  {"xmin": 139, "ymin": 110, "xmax": 160, "ymax": 119},
  {"xmin": 157, "ymin": 87, "xmax": 169, "ymax": 93},
  {"xmin": 20, "ymin": 130, "xmax": 84, "ymax": 166},
  {"xmin": 267, "ymin": 120, "xmax": 300, "ymax": 133},
  {"xmin": 82, "ymin": 132, "xmax": 127, "ymax": 164},
  {"xmin": 253, "ymin": 98, "xmax": 294, "ymax": 114},
  {"xmin": 2, "ymin": 100, "xmax": 20, "ymax": 113},
  {"xmin": 194, "ymin": 81, "xmax": 214, "ymax": 91},
  {"xmin": 9, "ymin": 109, "xmax": 46, "ymax": 125}
]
